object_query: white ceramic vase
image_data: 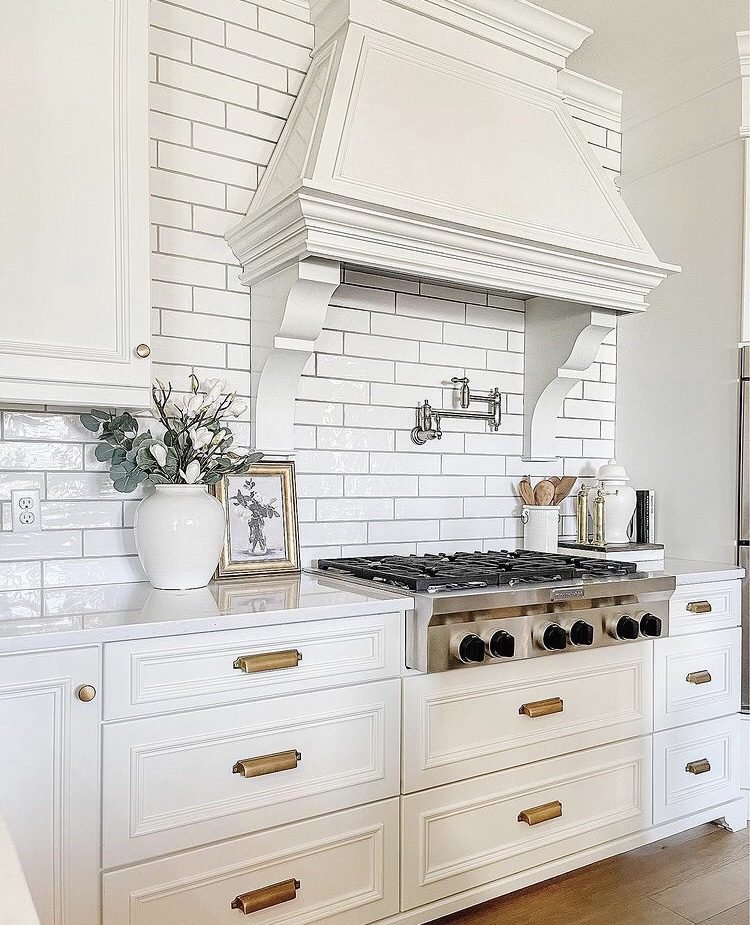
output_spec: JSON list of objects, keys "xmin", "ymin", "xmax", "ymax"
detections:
[
  {"xmin": 587, "ymin": 459, "xmax": 637, "ymax": 545},
  {"xmin": 133, "ymin": 485, "xmax": 226, "ymax": 590}
]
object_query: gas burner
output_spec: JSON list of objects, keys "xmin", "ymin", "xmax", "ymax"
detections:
[{"xmin": 316, "ymin": 550, "xmax": 637, "ymax": 593}]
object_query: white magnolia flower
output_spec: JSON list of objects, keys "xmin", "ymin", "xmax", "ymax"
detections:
[
  {"xmin": 212, "ymin": 429, "xmax": 228, "ymax": 445},
  {"xmin": 227, "ymin": 398, "xmax": 247, "ymax": 417},
  {"xmin": 181, "ymin": 460, "xmax": 202, "ymax": 484},
  {"xmin": 201, "ymin": 378, "xmax": 226, "ymax": 404},
  {"xmin": 189, "ymin": 426, "xmax": 212, "ymax": 450},
  {"xmin": 150, "ymin": 443, "xmax": 168, "ymax": 467},
  {"xmin": 162, "ymin": 400, "xmax": 179, "ymax": 419},
  {"xmin": 185, "ymin": 393, "xmax": 204, "ymax": 415}
]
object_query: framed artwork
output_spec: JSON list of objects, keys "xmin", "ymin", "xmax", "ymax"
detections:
[{"xmin": 212, "ymin": 460, "xmax": 300, "ymax": 579}]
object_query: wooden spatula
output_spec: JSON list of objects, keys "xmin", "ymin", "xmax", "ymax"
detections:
[
  {"xmin": 553, "ymin": 475, "xmax": 577, "ymax": 504},
  {"xmin": 518, "ymin": 478, "xmax": 535, "ymax": 506},
  {"xmin": 534, "ymin": 479, "xmax": 556, "ymax": 506}
]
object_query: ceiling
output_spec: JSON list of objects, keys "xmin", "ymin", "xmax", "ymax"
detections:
[{"xmin": 533, "ymin": 0, "xmax": 748, "ymax": 89}]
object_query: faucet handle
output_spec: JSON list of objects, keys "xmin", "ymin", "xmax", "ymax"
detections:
[{"xmin": 450, "ymin": 376, "xmax": 469, "ymax": 385}]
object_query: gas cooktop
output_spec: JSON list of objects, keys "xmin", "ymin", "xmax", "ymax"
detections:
[{"xmin": 315, "ymin": 549, "xmax": 638, "ymax": 593}]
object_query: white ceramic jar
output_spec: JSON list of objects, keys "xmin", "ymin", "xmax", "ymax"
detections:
[
  {"xmin": 522, "ymin": 505, "xmax": 560, "ymax": 553},
  {"xmin": 133, "ymin": 485, "xmax": 226, "ymax": 590},
  {"xmin": 587, "ymin": 459, "xmax": 637, "ymax": 545}
]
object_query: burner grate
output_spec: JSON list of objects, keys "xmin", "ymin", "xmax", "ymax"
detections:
[{"xmin": 316, "ymin": 549, "xmax": 637, "ymax": 592}]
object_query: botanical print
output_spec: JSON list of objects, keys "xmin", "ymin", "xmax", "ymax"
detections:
[
  {"xmin": 213, "ymin": 461, "xmax": 300, "ymax": 579},
  {"xmin": 227, "ymin": 476, "xmax": 287, "ymax": 562}
]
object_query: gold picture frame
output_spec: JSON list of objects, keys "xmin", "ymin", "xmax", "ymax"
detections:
[{"xmin": 212, "ymin": 461, "xmax": 300, "ymax": 579}]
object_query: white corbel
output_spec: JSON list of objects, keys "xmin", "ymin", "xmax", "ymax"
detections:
[
  {"xmin": 250, "ymin": 257, "xmax": 341, "ymax": 454},
  {"xmin": 524, "ymin": 298, "xmax": 618, "ymax": 461}
]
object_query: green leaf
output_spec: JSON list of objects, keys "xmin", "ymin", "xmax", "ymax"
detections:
[
  {"xmin": 80, "ymin": 413, "xmax": 102, "ymax": 432},
  {"xmin": 94, "ymin": 443, "xmax": 114, "ymax": 462},
  {"xmin": 111, "ymin": 448, "xmax": 126, "ymax": 466},
  {"xmin": 90, "ymin": 409, "xmax": 111, "ymax": 420}
]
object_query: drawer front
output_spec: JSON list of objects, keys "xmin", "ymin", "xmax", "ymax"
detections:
[
  {"xmin": 654, "ymin": 628, "xmax": 741, "ymax": 731},
  {"xmin": 104, "ymin": 611, "xmax": 401, "ymax": 719},
  {"xmin": 669, "ymin": 581, "xmax": 740, "ymax": 635},
  {"xmin": 402, "ymin": 643, "xmax": 652, "ymax": 791},
  {"xmin": 103, "ymin": 680, "xmax": 400, "ymax": 866},
  {"xmin": 103, "ymin": 799, "xmax": 399, "ymax": 925},
  {"xmin": 653, "ymin": 716, "xmax": 741, "ymax": 824},
  {"xmin": 401, "ymin": 737, "xmax": 651, "ymax": 909}
]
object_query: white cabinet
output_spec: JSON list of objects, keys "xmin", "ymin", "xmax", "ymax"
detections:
[
  {"xmin": 0, "ymin": 647, "xmax": 101, "ymax": 925},
  {"xmin": 0, "ymin": 0, "xmax": 151, "ymax": 409}
]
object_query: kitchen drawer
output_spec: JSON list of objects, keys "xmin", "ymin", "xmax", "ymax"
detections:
[
  {"xmin": 103, "ymin": 799, "xmax": 399, "ymax": 925},
  {"xmin": 669, "ymin": 581, "xmax": 741, "ymax": 635},
  {"xmin": 103, "ymin": 680, "xmax": 400, "ymax": 866},
  {"xmin": 653, "ymin": 715, "xmax": 741, "ymax": 824},
  {"xmin": 401, "ymin": 737, "xmax": 651, "ymax": 909},
  {"xmin": 103, "ymin": 611, "xmax": 401, "ymax": 719},
  {"xmin": 402, "ymin": 643, "xmax": 652, "ymax": 791},
  {"xmin": 654, "ymin": 628, "xmax": 741, "ymax": 731}
]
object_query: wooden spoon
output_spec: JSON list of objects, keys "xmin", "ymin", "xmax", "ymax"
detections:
[
  {"xmin": 549, "ymin": 476, "xmax": 561, "ymax": 486},
  {"xmin": 533, "ymin": 479, "xmax": 556, "ymax": 506},
  {"xmin": 518, "ymin": 478, "xmax": 535, "ymax": 506},
  {"xmin": 553, "ymin": 475, "xmax": 578, "ymax": 505}
]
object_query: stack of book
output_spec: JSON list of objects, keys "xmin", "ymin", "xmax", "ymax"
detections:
[{"xmin": 632, "ymin": 489, "xmax": 656, "ymax": 544}]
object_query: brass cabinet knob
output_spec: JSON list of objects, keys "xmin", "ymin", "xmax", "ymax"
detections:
[
  {"xmin": 686, "ymin": 758, "xmax": 711, "ymax": 775},
  {"xmin": 233, "ymin": 750, "xmax": 301, "ymax": 778},
  {"xmin": 135, "ymin": 343, "xmax": 151, "ymax": 358},
  {"xmin": 233, "ymin": 650, "xmax": 302, "ymax": 673},
  {"xmin": 686, "ymin": 670, "xmax": 712, "ymax": 685},
  {"xmin": 686, "ymin": 600, "xmax": 712, "ymax": 614},
  {"xmin": 76, "ymin": 685, "xmax": 97, "ymax": 703},
  {"xmin": 519, "ymin": 697, "xmax": 564, "ymax": 718},
  {"xmin": 518, "ymin": 800, "xmax": 563, "ymax": 826}
]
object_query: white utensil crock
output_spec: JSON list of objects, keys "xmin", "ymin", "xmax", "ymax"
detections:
[
  {"xmin": 133, "ymin": 485, "xmax": 226, "ymax": 590},
  {"xmin": 521, "ymin": 505, "xmax": 560, "ymax": 553}
]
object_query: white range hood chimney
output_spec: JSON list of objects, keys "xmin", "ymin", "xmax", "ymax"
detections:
[{"xmin": 227, "ymin": 0, "xmax": 678, "ymax": 457}]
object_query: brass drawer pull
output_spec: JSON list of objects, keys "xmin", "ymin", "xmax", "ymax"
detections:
[
  {"xmin": 519, "ymin": 697, "xmax": 564, "ymax": 718},
  {"xmin": 518, "ymin": 800, "xmax": 563, "ymax": 826},
  {"xmin": 686, "ymin": 670, "xmax": 712, "ymax": 685},
  {"xmin": 686, "ymin": 600, "xmax": 712, "ymax": 614},
  {"xmin": 686, "ymin": 758, "xmax": 711, "ymax": 775},
  {"xmin": 233, "ymin": 750, "xmax": 301, "ymax": 778},
  {"xmin": 233, "ymin": 650, "xmax": 302, "ymax": 673},
  {"xmin": 231, "ymin": 878, "xmax": 300, "ymax": 915}
]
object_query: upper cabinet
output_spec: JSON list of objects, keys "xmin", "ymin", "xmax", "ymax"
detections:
[{"xmin": 0, "ymin": 0, "xmax": 151, "ymax": 409}]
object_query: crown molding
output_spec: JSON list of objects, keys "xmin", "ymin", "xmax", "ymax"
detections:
[{"xmin": 559, "ymin": 70, "xmax": 622, "ymax": 132}]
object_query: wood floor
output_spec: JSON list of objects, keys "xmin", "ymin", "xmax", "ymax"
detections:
[{"xmin": 434, "ymin": 824, "xmax": 750, "ymax": 925}]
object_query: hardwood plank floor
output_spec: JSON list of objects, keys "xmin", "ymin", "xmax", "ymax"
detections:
[{"xmin": 433, "ymin": 825, "xmax": 749, "ymax": 925}]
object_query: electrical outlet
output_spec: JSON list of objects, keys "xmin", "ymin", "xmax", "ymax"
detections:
[{"xmin": 11, "ymin": 489, "xmax": 41, "ymax": 533}]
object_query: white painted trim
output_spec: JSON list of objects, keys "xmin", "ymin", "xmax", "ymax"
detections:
[{"xmin": 559, "ymin": 70, "xmax": 622, "ymax": 132}]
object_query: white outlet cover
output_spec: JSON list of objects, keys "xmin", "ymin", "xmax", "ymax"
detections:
[{"xmin": 11, "ymin": 488, "xmax": 41, "ymax": 533}]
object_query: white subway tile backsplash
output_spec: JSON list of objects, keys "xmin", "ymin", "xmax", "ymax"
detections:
[
  {"xmin": 0, "ymin": 442, "xmax": 82, "ymax": 471},
  {"xmin": 83, "ymin": 529, "xmax": 138, "ymax": 558},
  {"xmin": 317, "ymin": 498, "xmax": 394, "ymax": 522},
  {"xmin": 0, "ymin": 9, "xmax": 621, "ymax": 590},
  {"xmin": 41, "ymin": 502, "xmax": 122, "ymax": 530},
  {"xmin": 0, "ymin": 531, "xmax": 82, "ymax": 562},
  {"xmin": 397, "ymin": 292, "xmax": 465, "ymax": 323}
]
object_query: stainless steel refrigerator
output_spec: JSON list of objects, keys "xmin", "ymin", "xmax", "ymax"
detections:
[{"xmin": 739, "ymin": 346, "xmax": 750, "ymax": 713}]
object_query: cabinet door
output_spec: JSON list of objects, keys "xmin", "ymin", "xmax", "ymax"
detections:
[
  {"xmin": 0, "ymin": 0, "xmax": 151, "ymax": 408},
  {"xmin": 0, "ymin": 647, "xmax": 101, "ymax": 925}
]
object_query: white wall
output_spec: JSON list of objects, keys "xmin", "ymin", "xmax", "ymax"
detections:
[{"xmin": 0, "ymin": 0, "xmax": 622, "ymax": 619}]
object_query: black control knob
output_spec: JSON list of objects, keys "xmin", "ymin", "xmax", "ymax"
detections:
[
  {"xmin": 542, "ymin": 623, "xmax": 567, "ymax": 651},
  {"xmin": 640, "ymin": 612, "xmax": 663, "ymax": 638},
  {"xmin": 458, "ymin": 633, "xmax": 486, "ymax": 664},
  {"xmin": 569, "ymin": 620, "xmax": 594, "ymax": 647},
  {"xmin": 487, "ymin": 630, "xmax": 515, "ymax": 658},
  {"xmin": 615, "ymin": 615, "xmax": 640, "ymax": 640}
]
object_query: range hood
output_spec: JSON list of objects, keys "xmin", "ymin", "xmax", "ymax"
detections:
[{"xmin": 227, "ymin": 0, "xmax": 678, "ymax": 457}]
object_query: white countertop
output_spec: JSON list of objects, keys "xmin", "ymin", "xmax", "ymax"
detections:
[
  {"xmin": 0, "ymin": 814, "xmax": 39, "ymax": 925},
  {"xmin": 0, "ymin": 559, "xmax": 742, "ymax": 654},
  {"xmin": 654, "ymin": 558, "xmax": 745, "ymax": 586},
  {"xmin": 0, "ymin": 573, "xmax": 413, "ymax": 654}
]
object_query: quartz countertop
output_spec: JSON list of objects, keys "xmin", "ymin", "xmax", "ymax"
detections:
[
  {"xmin": 653, "ymin": 558, "xmax": 745, "ymax": 586},
  {"xmin": 0, "ymin": 573, "xmax": 412, "ymax": 653},
  {"xmin": 0, "ymin": 814, "xmax": 40, "ymax": 925}
]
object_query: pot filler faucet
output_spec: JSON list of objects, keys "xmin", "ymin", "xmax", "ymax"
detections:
[{"xmin": 411, "ymin": 376, "xmax": 503, "ymax": 445}]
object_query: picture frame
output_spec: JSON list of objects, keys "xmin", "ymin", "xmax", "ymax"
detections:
[{"xmin": 212, "ymin": 460, "xmax": 300, "ymax": 580}]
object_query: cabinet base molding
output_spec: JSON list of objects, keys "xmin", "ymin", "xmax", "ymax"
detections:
[{"xmin": 377, "ymin": 799, "xmax": 747, "ymax": 925}]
